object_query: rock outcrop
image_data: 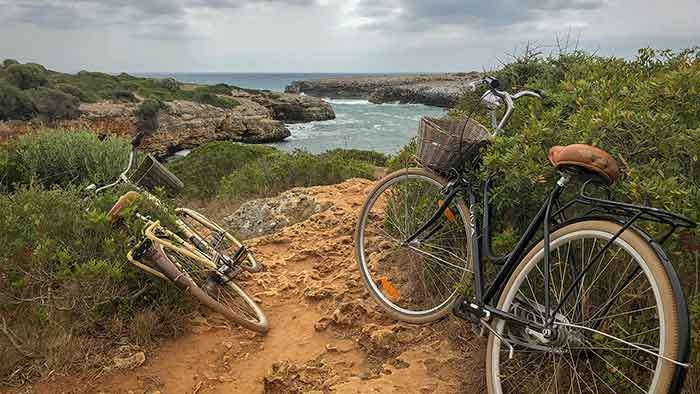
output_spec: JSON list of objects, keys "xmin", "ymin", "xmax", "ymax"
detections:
[
  {"xmin": 232, "ymin": 89, "xmax": 335, "ymax": 123},
  {"xmin": 68, "ymin": 100, "xmax": 290, "ymax": 158},
  {"xmin": 285, "ymin": 72, "xmax": 480, "ymax": 108},
  {"xmin": 224, "ymin": 188, "xmax": 331, "ymax": 239}
]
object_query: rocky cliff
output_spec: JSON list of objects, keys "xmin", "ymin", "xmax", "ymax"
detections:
[
  {"xmin": 285, "ymin": 72, "xmax": 480, "ymax": 108},
  {"xmin": 54, "ymin": 87, "xmax": 335, "ymax": 158}
]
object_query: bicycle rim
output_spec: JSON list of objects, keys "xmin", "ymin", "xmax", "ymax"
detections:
[
  {"xmin": 355, "ymin": 168, "xmax": 473, "ymax": 322},
  {"xmin": 157, "ymin": 244, "xmax": 268, "ymax": 333},
  {"xmin": 487, "ymin": 221, "xmax": 681, "ymax": 394}
]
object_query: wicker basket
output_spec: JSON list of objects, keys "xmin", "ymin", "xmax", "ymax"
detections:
[
  {"xmin": 416, "ymin": 117, "xmax": 490, "ymax": 172},
  {"xmin": 130, "ymin": 154, "xmax": 184, "ymax": 196}
]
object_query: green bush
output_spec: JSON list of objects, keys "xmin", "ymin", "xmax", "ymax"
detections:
[
  {"xmin": 320, "ymin": 148, "xmax": 388, "ymax": 166},
  {"xmin": 218, "ymin": 150, "xmax": 374, "ymax": 200},
  {"xmin": 195, "ymin": 83, "xmax": 233, "ymax": 95},
  {"xmin": 167, "ymin": 141, "xmax": 277, "ymax": 198},
  {"xmin": 1, "ymin": 129, "xmax": 131, "ymax": 192},
  {"xmin": 5, "ymin": 63, "xmax": 48, "ymax": 90},
  {"xmin": 135, "ymin": 99, "xmax": 165, "ymax": 133},
  {"xmin": 2, "ymin": 58, "xmax": 19, "ymax": 68},
  {"xmin": 0, "ymin": 81, "xmax": 35, "ymax": 120},
  {"xmin": 55, "ymin": 83, "xmax": 96, "ymax": 102},
  {"xmin": 111, "ymin": 89, "xmax": 137, "ymax": 103},
  {"xmin": 0, "ymin": 186, "xmax": 192, "ymax": 382},
  {"xmin": 27, "ymin": 87, "xmax": 80, "ymax": 121},
  {"xmin": 155, "ymin": 77, "xmax": 181, "ymax": 92},
  {"xmin": 192, "ymin": 91, "xmax": 238, "ymax": 109}
]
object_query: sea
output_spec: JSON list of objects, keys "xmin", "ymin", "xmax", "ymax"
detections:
[{"xmin": 140, "ymin": 73, "xmax": 445, "ymax": 154}]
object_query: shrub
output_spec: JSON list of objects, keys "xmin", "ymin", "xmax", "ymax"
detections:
[
  {"xmin": 156, "ymin": 77, "xmax": 181, "ymax": 92},
  {"xmin": 111, "ymin": 89, "xmax": 137, "ymax": 103},
  {"xmin": 5, "ymin": 63, "xmax": 48, "ymax": 90},
  {"xmin": 218, "ymin": 150, "xmax": 374, "ymax": 200},
  {"xmin": 135, "ymin": 99, "xmax": 165, "ymax": 133},
  {"xmin": 192, "ymin": 91, "xmax": 238, "ymax": 109},
  {"xmin": 0, "ymin": 186, "xmax": 192, "ymax": 382},
  {"xmin": 0, "ymin": 81, "xmax": 35, "ymax": 120},
  {"xmin": 54, "ymin": 83, "xmax": 95, "ymax": 102},
  {"xmin": 320, "ymin": 148, "xmax": 388, "ymax": 166},
  {"xmin": 1, "ymin": 129, "xmax": 131, "ymax": 191},
  {"xmin": 27, "ymin": 87, "xmax": 80, "ymax": 122},
  {"xmin": 195, "ymin": 83, "xmax": 233, "ymax": 95},
  {"xmin": 2, "ymin": 58, "xmax": 19, "ymax": 68},
  {"xmin": 167, "ymin": 141, "xmax": 277, "ymax": 198}
]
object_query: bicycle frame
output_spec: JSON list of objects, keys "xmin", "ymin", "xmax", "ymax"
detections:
[{"xmin": 406, "ymin": 169, "xmax": 696, "ymax": 334}]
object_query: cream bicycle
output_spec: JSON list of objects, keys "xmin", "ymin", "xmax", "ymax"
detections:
[{"xmin": 88, "ymin": 131, "xmax": 269, "ymax": 333}]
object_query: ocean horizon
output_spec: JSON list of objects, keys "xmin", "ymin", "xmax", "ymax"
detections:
[{"xmin": 139, "ymin": 72, "xmax": 446, "ymax": 154}]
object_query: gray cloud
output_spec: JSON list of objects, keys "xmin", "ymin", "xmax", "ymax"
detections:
[
  {"xmin": 352, "ymin": 0, "xmax": 605, "ymax": 31},
  {"xmin": 3, "ymin": 0, "xmax": 317, "ymax": 38}
]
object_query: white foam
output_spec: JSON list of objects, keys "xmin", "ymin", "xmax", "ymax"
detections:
[{"xmin": 323, "ymin": 98, "xmax": 371, "ymax": 105}]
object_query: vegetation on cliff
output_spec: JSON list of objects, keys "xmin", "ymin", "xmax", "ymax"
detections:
[{"xmin": 0, "ymin": 60, "xmax": 240, "ymax": 122}]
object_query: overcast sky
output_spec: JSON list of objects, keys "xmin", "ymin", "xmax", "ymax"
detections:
[{"xmin": 0, "ymin": 0, "xmax": 698, "ymax": 73}]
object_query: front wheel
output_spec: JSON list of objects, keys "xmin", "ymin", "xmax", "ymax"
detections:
[
  {"xmin": 354, "ymin": 168, "xmax": 474, "ymax": 323},
  {"xmin": 486, "ymin": 220, "xmax": 687, "ymax": 393},
  {"xmin": 146, "ymin": 243, "xmax": 268, "ymax": 333}
]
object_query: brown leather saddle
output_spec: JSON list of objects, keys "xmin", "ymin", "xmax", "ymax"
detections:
[{"xmin": 548, "ymin": 144, "xmax": 619, "ymax": 185}]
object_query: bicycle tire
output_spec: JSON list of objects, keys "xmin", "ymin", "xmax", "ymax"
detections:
[
  {"xmin": 144, "ymin": 244, "xmax": 269, "ymax": 333},
  {"xmin": 354, "ymin": 167, "xmax": 473, "ymax": 323}
]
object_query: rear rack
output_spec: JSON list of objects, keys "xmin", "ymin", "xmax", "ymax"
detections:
[{"xmin": 553, "ymin": 179, "xmax": 696, "ymax": 244}]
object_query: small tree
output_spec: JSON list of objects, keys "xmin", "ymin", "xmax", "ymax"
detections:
[
  {"xmin": 28, "ymin": 87, "xmax": 80, "ymax": 122},
  {"xmin": 135, "ymin": 99, "xmax": 165, "ymax": 133},
  {"xmin": 111, "ymin": 89, "xmax": 137, "ymax": 103},
  {"xmin": 156, "ymin": 77, "xmax": 181, "ymax": 92},
  {"xmin": 6, "ymin": 63, "xmax": 48, "ymax": 90},
  {"xmin": 2, "ymin": 59, "xmax": 19, "ymax": 69},
  {"xmin": 0, "ymin": 81, "xmax": 35, "ymax": 120}
]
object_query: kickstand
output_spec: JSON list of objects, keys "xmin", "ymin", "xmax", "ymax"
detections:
[{"xmin": 481, "ymin": 319, "xmax": 515, "ymax": 360}]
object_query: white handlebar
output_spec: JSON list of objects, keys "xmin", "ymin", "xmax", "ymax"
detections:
[{"xmin": 90, "ymin": 149, "xmax": 136, "ymax": 194}]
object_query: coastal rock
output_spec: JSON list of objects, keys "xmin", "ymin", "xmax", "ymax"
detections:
[
  {"xmin": 224, "ymin": 188, "xmax": 331, "ymax": 239},
  {"xmin": 142, "ymin": 100, "xmax": 290, "ymax": 157},
  {"xmin": 61, "ymin": 100, "xmax": 290, "ymax": 158},
  {"xmin": 243, "ymin": 90, "xmax": 335, "ymax": 123},
  {"xmin": 285, "ymin": 72, "xmax": 480, "ymax": 108},
  {"xmin": 368, "ymin": 84, "xmax": 465, "ymax": 108}
]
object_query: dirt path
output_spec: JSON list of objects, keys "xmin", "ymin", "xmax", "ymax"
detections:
[{"xmin": 11, "ymin": 179, "xmax": 483, "ymax": 394}]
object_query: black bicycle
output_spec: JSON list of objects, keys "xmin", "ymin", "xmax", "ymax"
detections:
[{"xmin": 354, "ymin": 77, "xmax": 696, "ymax": 393}]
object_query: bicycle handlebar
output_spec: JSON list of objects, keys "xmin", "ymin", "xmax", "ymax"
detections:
[
  {"xmin": 86, "ymin": 148, "xmax": 136, "ymax": 194},
  {"xmin": 469, "ymin": 76, "xmax": 542, "ymax": 133}
]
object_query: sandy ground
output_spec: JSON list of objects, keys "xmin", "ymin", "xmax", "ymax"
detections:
[{"xmin": 7, "ymin": 179, "xmax": 483, "ymax": 394}]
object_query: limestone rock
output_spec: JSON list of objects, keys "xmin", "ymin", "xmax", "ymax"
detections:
[{"xmin": 224, "ymin": 189, "xmax": 331, "ymax": 239}]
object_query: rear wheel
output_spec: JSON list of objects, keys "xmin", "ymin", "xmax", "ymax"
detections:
[
  {"xmin": 151, "ymin": 242, "xmax": 268, "ymax": 333},
  {"xmin": 486, "ymin": 220, "xmax": 685, "ymax": 393},
  {"xmin": 354, "ymin": 168, "xmax": 473, "ymax": 323}
]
